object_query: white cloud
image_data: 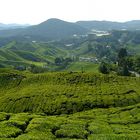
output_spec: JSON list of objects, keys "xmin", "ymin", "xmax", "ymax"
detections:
[{"xmin": 0, "ymin": 0, "xmax": 140, "ymax": 24}]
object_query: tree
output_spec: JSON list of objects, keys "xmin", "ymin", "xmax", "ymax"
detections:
[
  {"xmin": 65, "ymin": 58, "xmax": 72, "ymax": 63},
  {"xmin": 117, "ymin": 48, "xmax": 130, "ymax": 76},
  {"xmin": 55, "ymin": 57, "xmax": 63, "ymax": 65},
  {"xmin": 126, "ymin": 57, "xmax": 134, "ymax": 70},
  {"xmin": 135, "ymin": 56, "xmax": 140, "ymax": 73},
  {"xmin": 117, "ymin": 65, "xmax": 130, "ymax": 76},
  {"xmin": 99, "ymin": 62, "xmax": 109, "ymax": 74},
  {"xmin": 118, "ymin": 48, "xmax": 127, "ymax": 67},
  {"xmin": 29, "ymin": 64, "xmax": 47, "ymax": 73},
  {"xmin": 118, "ymin": 48, "xmax": 127, "ymax": 59}
]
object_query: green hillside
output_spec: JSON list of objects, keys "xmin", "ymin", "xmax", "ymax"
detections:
[
  {"xmin": 0, "ymin": 41, "xmax": 68, "ymax": 68},
  {"xmin": 0, "ymin": 70, "xmax": 139, "ymax": 139},
  {"xmin": 1, "ymin": 30, "xmax": 140, "ymax": 73},
  {"xmin": 0, "ymin": 40, "xmax": 100, "ymax": 72},
  {"xmin": 66, "ymin": 62, "xmax": 99, "ymax": 72}
]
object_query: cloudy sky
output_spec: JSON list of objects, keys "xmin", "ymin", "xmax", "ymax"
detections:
[{"xmin": 0, "ymin": 0, "xmax": 140, "ymax": 24}]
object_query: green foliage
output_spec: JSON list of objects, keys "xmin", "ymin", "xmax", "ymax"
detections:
[
  {"xmin": 55, "ymin": 57, "xmax": 72, "ymax": 66},
  {"xmin": 0, "ymin": 121, "xmax": 22, "ymax": 138},
  {"xmin": 118, "ymin": 48, "xmax": 127, "ymax": 59},
  {"xmin": 99, "ymin": 62, "xmax": 110, "ymax": 74},
  {"xmin": 117, "ymin": 66, "xmax": 130, "ymax": 76},
  {"xmin": 0, "ymin": 71, "xmax": 139, "ymax": 115},
  {"xmin": 0, "ymin": 104, "xmax": 139, "ymax": 139},
  {"xmin": 55, "ymin": 57, "xmax": 63, "ymax": 65},
  {"xmin": 0, "ymin": 71, "xmax": 139, "ymax": 139},
  {"xmin": 29, "ymin": 64, "xmax": 48, "ymax": 73},
  {"xmin": 116, "ymin": 48, "xmax": 131, "ymax": 76},
  {"xmin": 133, "ymin": 56, "xmax": 140, "ymax": 74},
  {"xmin": 66, "ymin": 62, "xmax": 99, "ymax": 72},
  {"xmin": 0, "ymin": 41, "xmax": 68, "ymax": 70}
]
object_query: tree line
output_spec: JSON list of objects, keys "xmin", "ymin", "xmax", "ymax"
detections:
[{"xmin": 99, "ymin": 48, "xmax": 140, "ymax": 76}]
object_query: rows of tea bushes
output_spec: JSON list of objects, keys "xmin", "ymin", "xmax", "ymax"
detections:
[
  {"xmin": 0, "ymin": 70, "xmax": 139, "ymax": 139},
  {"xmin": 0, "ymin": 102, "xmax": 139, "ymax": 139},
  {"xmin": 0, "ymin": 71, "xmax": 139, "ymax": 115}
]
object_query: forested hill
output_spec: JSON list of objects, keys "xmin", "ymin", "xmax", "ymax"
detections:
[
  {"xmin": 1, "ymin": 19, "xmax": 140, "ymax": 42},
  {"xmin": 76, "ymin": 20, "xmax": 140, "ymax": 30},
  {"xmin": 0, "ymin": 18, "xmax": 88, "ymax": 41}
]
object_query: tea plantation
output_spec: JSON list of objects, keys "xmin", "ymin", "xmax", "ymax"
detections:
[{"xmin": 0, "ymin": 69, "xmax": 140, "ymax": 139}]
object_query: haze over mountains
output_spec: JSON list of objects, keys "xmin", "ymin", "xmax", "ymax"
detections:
[
  {"xmin": 77, "ymin": 20, "xmax": 140, "ymax": 30},
  {"xmin": 0, "ymin": 18, "xmax": 88, "ymax": 41},
  {"xmin": 0, "ymin": 23, "xmax": 30, "ymax": 30},
  {"xmin": 1, "ymin": 18, "xmax": 140, "ymax": 41}
]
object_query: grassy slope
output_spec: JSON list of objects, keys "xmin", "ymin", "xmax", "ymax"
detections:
[
  {"xmin": 0, "ymin": 41, "xmax": 100, "ymax": 72},
  {"xmin": 0, "ymin": 69, "xmax": 139, "ymax": 139},
  {"xmin": 66, "ymin": 62, "xmax": 99, "ymax": 72},
  {"xmin": 0, "ymin": 41, "xmax": 68, "ymax": 67}
]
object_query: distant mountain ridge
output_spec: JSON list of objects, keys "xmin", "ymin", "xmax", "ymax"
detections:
[
  {"xmin": 24, "ymin": 18, "xmax": 89, "ymax": 40},
  {"xmin": 76, "ymin": 20, "xmax": 140, "ymax": 30},
  {"xmin": 1, "ymin": 19, "xmax": 140, "ymax": 41},
  {"xmin": 0, "ymin": 23, "xmax": 30, "ymax": 30},
  {"xmin": 0, "ymin": 18, "xmax": 89, "ymax": 41}
]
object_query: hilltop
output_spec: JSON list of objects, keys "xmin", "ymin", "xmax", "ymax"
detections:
[{"xmin": 0, "ymin": 18, "xmax": 88, "ymax": 41}]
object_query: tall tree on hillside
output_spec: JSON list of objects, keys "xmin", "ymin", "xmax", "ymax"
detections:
[
  {"xmin": 117, "ymin": 48, "xmax": 130, "ymax": 76},
  {"xmin": 118, "ymin": 48, "xmax": 127, "ymax": 67},
  {"xmin": 99, "ymin": 62, "xmax": 109, "ymax": 74},
  {"xmin": 55, "ymin": 57, "xmax": 63, "ymax": 65}
]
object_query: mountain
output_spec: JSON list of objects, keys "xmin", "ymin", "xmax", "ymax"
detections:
[
  {"xmin": 0, "ymin": 18, "xmax": 89, "ymax": 41},
  {"xmin": 1, "ymin": 19, "xmax": 140, "ymax": 41},
  {"xmin": 76, "ymin": 20, "xmax": 140, "ymax": 31},
  {"xmin": 76, "ymin": 20, "xmax": 122, "ymax": 30},
  {"xmin": 26, "ymin": 18, "xmax": 89, "ymax": 39}
]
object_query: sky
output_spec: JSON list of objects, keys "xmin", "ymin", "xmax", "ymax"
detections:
[{"xmin": 0, "ymin": 0, "xmax": 140, "ymax": 25}]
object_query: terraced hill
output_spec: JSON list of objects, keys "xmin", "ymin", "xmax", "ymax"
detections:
[
  {"xmin": 0, "ymin": 41, "xmax": 68, "ymax": 68},
  {"xmin": 0, "ymin": 69, "xmax": 139, "ymax": 139}
]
